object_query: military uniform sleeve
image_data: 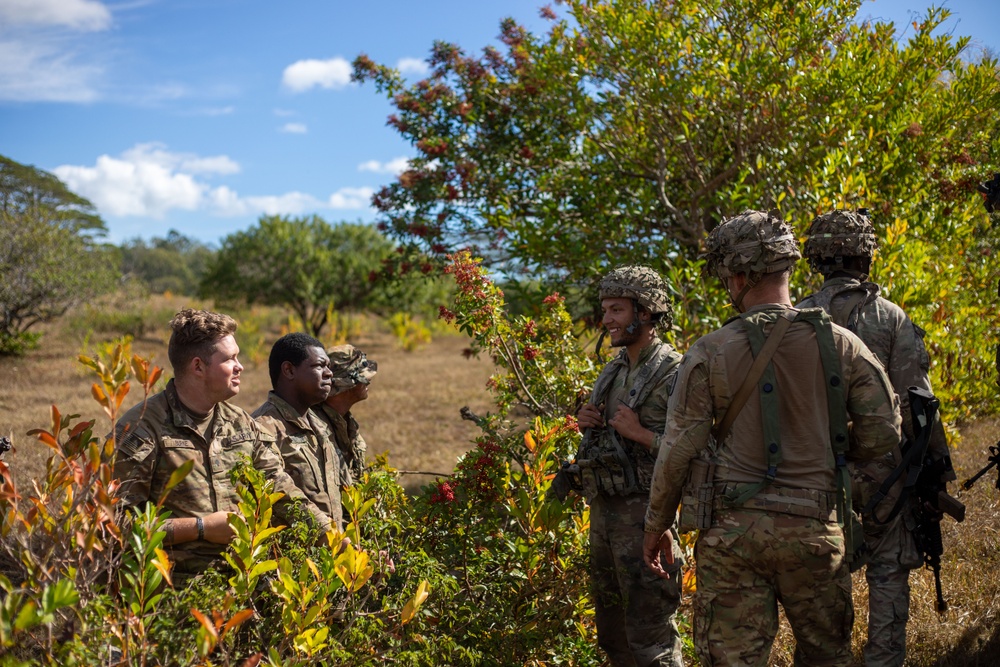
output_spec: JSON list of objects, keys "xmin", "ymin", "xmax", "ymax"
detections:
[
  {"xmin": 644, "ymin": 369, "xmax": 673, "ymax": 456},
  {"xmin": 888, "ymin": 319, "xmax": 950, "ymax": 463},
  {"xmin": 846, "ymin": 343, "xmax": 902, "ymax": 461},
  {"xmin": 251, "ymin": 424, "xmax": 334, "ymax": 533},
  {"xmin": 645, "ymin": 353, "xmax": 713, "ymax": 533},
  {"xmin": 112, "ymin": 420, "xmax": 158, "ymax": 510}
]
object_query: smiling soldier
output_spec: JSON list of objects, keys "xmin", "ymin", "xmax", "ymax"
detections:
[
  {"xmin": 573, "ymin": 265, "xmax": 685, "ymax": 667},
  {"xmin": 252, "ymin": 332, "xmax": 344, "ymax": 530}
]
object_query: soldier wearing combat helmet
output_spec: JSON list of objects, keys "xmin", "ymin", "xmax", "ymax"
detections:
[
  {"xmin": 644, "ymin": 210, "xmax": 901, "ymax": 666},
  {"xmin": 798, "ymin": 209, "xmax": 955, "ymax": 667},
  {"xmin": 573, "ymin": 265, "xmax": 685, "ymax": 667}
]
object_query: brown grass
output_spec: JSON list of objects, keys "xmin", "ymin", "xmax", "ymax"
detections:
[{"xmin": 0, "ymin": 297, "xmax": 496, "ymax": 495}]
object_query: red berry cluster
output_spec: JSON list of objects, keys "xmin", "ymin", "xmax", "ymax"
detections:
[{"xmin": 429, "ymin": 480, "xmax": 455, "ymax": 505}]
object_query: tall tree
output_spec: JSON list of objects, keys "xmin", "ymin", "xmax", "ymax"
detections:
[
  {"xmin": 0, "ymin": 155, "xmax": 119, "ymax": 354},
  {"xmin": 120, "ymin": 230, "xmax": 215, "ymax": 295},
  {"xmin": 355, "ymin": 0, "xmax": 1000, "ymax": 418},
  {"xmin": 201, "ymin": 216, "xmax": 396, "ymax": 336}
]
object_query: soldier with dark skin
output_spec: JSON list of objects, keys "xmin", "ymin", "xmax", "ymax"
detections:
[
  {"xmin": 113, "ymin": 310, "xmax": 331, "ymax": 576},
  {"xmin": 798, "ymin": 209, "xmax": 955, "ymax": 667},
  {"xmin": 312, "ymin": 344, "xmax": 376, "ymax": 486},
  {"xmin": 575, "ymin": 266, "xmax": 685, "ymax": 667},
  {"xmin": 252, "ymin": 332, "xmax": 344, "ymax": 529},
  {"xmin": 643, "ymin": 211, "xmax": 902, "ymax": 667}
]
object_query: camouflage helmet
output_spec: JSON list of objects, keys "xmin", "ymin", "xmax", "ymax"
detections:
[
  {"xmin": 327, "ymin": 344, "xmax": 377, "ymax": 394},
  {"xmin": 702, "ymin": 210, "xmax": 801, "ymax": 279},
  {"xmin": 598, "ymin": 265, "xmax": 674, "ymax": 326},
  {"xmin": 803, "ymin": 209, "xmax": 878, "ymax": 271}
]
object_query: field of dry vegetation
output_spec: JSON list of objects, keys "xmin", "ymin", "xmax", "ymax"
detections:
[{"xmin": 2, "ymin": 295, "xmax": 1000, "ymax": 665}]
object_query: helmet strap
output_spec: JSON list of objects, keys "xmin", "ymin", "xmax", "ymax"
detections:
[
  {"xmin": 728, "ymin": 273, "xmax": 758, "ymax": 313},
  {"xmin": 624, "ymin": 299, "xmax": 642, "ymax": 335}
]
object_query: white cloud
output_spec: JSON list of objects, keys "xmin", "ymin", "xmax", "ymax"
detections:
[
  {"xmin": 273, "ymin": 108, "xmax": 297, "ymax": 117},
  {"xmin": 53, "ymin": 143, "xmax": 374, "ymax": 219},
  {"xmin": 0, "ymin": 0, "xmax": 112, "ymax": 31},
  {"xmin": 328, "ymin": 187, "xmax": 374, "ymax": 209},
  {"xmin": 0, "ymin": 38, "xmax": 102, "ymax": 102},
  {"xmin": 358, "ymin": 157, "xmax": 409, "ymax": 175},
  {"xmin": 55, "ymin": 154, "xmax": 203, "ymax": 217},
  {"xmin": 280, "ymin": 122, "xmax": 308, "ymax": 134},
  {"xmin": 281, "ymin": 57, "xmax": 352, "ymax": 92},
  {"xmin": 120, "ymin": 143, "xmax": 240, "ymax": 175},
  {"xmin": 397, "ymin": 57, "xmax": 429, "ymax": 76}
]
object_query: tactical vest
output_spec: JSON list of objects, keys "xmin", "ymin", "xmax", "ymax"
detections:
[{"xmin": 575, "ymin": 342, "xmax": 681, "ymax": 500}]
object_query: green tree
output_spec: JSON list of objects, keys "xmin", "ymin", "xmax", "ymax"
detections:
[
  {"xmin": 0, "ymin": 154, "xmax": 119, "ymax": 354},
  {"xmin": 120, "ymin": 230, "xmax": 215, "ymax": 295},
  {"xmin": 355, "ymin": 0, "xmax": 1000, "ymax": 419},
  {"xmin": 201, "ymin": 216, "xmax": 396, "ymax": 336}
]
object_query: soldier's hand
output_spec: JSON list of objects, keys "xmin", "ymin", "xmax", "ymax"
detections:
[
  {"xmin": 203, "ymin": 511, "xmax": 236, "ymax": 544},
  {"xmin": 609, "ymin": 403, "xmax": 655, "ymax": 449},
  {"xmin": 643, "ymin": 530, "xmax": 675, "ymax": 580},
  {"xmin": 577, "ymin": 403, "xmax": 605, "ymax": 430}
]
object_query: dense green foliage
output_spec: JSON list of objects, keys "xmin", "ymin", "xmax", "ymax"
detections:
[
  {"xmin": 120, "ymin": 230, "xmax": 215, "ymax": 295},
  {"xmin": 355, "ymin": 0, "xmax": 1000, "ymax": 421},
  {"xmin": 0, "ymin": 154, "xmax": 119, "ymax": 355}
]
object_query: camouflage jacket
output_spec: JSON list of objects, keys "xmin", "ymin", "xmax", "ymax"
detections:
[
  {"xmin": 645, "ymin": 304, "xmax": 901, "ymax": 534},
  {"xmin": 113, "ymin": 380, "xmax": 331, "ymax": 573},
  {"xmin": 313, "ymin": 404, "xmax": 366, "ymax": 486},
  {"xmin": 579, "ymin": 338, "xmax": 682, "ymax": 496},
  {"xmin": 798, "ymin": 277, "xmax": 952, "ymax": 512},
  {"xmin": 252, "ymin": 392, "xmax": 344, "ymax": 529}
]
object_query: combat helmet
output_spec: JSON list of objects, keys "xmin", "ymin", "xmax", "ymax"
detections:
[
  {"xmin": 327, "ymin": 344, "xmax": 377, "ymax": 394},
  {"xmin": 599, "ymin": 265, "xmax": 674, "ymax": 328},
  {"xmin": 702, "ymin": 210, "xmax": 800, "ymax": 310},
  {"xmin": 803, "ymin": 209, "xmax": 878, "ymax": 276}
]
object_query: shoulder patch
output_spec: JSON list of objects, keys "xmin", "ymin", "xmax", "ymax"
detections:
[{"xmin": 116, "ymin": 424, "xmax": 156, "ymax": 462}]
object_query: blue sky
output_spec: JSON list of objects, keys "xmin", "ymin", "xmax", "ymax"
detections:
[{"xmin": 1, "ymin": 0, "xmax": 996, "ymax": 246}]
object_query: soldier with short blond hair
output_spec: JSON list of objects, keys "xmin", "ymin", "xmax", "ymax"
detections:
[{"xmin": 113, "ymin": 309, "xmax": 331, "ymax": 576}]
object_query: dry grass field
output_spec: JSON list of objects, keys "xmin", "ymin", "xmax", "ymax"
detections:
[
  {"xmin": 2, "ymin": 296, "xmax": 1000, "ymax": 665},
  {"xmin": 0, "ymin": 296, "xmax": 496, "ymax": 494}
]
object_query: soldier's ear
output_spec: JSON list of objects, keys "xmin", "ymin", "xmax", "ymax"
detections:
[{"xmin": 281, "ymin": 359, "xmax": 297, "ymax": 380}]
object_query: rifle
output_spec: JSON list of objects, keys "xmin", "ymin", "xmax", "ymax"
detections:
[
  {"xmin": 961, "ymin": 443, "xmax": 1000, "ymax": 492},
  {"xmin": 862, "ymin": 388, "xmax": 963, "ymax": 613},
  {"xmin": 907, "ymin": 390, "xmax": 962, "ymax": 613}
]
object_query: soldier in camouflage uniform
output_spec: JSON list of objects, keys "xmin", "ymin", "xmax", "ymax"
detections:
[
  {"xmin": 643, "ymin": 210, "xmax": 902, "ymax": 667},
  {"xmin": 252, "ymin": 332, "xmax": 343, "ymax": 529},
  {"xmin": 575, "ymin": 265, "xmax": 685, "ymax": 667},
  {"xmin": 798, "ymin": 209, "xmax": 955, "ymax": 667},
  {"xmin": 113, "ymin": 310, "xmax": 332, "ymax": 576},
  {"xmin": 312, "ymin": 344, "xmax": 376, "ymax": 486}
]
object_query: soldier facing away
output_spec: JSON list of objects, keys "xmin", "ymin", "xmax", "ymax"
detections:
[
  {"xmin": 574, "ymin": 265, "xmax": 685, "ymax": 667},
  {"xmin": 312, "ymin": 344, "xmax": 376, "ymax": 486},
  {"xmin": 798, "ymin": 209, "xmax": 955, "ymax": 667},
  {"xmin": 643, "ymin": 210, "xmax": 902, "ymax": 666},
  {"xmin": 113, "ymin": 309, "xmax": 332, "ymax": 577},
  {"xmin": 252, "ymin": 332, "xmax": 344, "ymax": 530}
]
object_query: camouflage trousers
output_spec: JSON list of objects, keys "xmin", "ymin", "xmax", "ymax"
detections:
[
  {"xmin": 861, "ymin": 508, "xmax": 921, "ymax": 667},
  {"xmin": 694, "ymin": 508, "xmax": 854, "ymax": 667},
  {"xmin": 589, "ymin": 493, "xmax": 684, "ymax": 667}
]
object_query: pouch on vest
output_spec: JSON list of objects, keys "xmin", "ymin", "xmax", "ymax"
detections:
[{"xmin": 678, "ymin": 454, "xmax": 716, "ymax": 533}]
